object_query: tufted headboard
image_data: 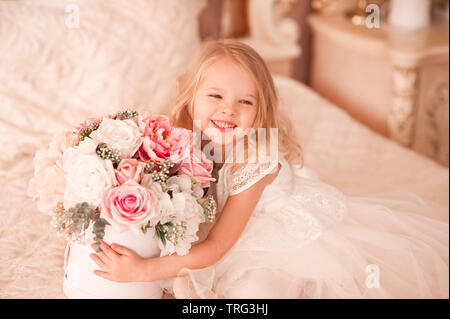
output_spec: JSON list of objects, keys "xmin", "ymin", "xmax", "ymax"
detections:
[
  {"xmin": 0, "ymin": 0, "xmax": 302, "ymax": 162},
  {"xmin": 0, "ymin": 0, "xmax": 207, "ymax": 160}
]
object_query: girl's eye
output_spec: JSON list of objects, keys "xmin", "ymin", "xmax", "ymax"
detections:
[
  {"xmin": 240, "ymin": 100, "xmax": 253, "ymax": 105},
  {"xmin": 209, "ymin": 94, "xmax": 222, "ymax": 99}
]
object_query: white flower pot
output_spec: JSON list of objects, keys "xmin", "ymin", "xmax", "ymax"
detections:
[{"xmin": 63, "ymin": 225, "xmax": 162, "ymax": 299}]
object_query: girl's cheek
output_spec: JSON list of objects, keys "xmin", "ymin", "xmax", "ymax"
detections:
[
  {"xmin": 202, "ymin": 120, "xmax": 208, "ymax": 131},
  {"xmin": 200, "ymin": 118, "xmax": 210, "ymax": 132}
]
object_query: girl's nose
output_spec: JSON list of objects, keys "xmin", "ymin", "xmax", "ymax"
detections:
[{"xmin": 220, "ymin": 101, "xmax": 236, "ymax": 116}]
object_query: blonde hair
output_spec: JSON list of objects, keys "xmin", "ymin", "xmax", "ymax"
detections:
[{"xmin": 170, "ymin": 39, "xmax": 303, "ymax": 170}]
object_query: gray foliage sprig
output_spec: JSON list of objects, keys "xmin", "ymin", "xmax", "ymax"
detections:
[
  {"xmin": 117, "ymin": 109, "xmax": 139, "ymax": 120},
  {"xmin": 52, "ymin": 202, "xmax": 95, "ymax": 243},
  {"xmin": 51, "ymin": 202, "xmax": 68, "ymax": 236},
  {"xmin": 79, "ymin": 121, "xmax": 101, "ymax": 141},
  {"xmin": 92, "ymin": 209, "xmax": 110, "ymax": 253},
  {"xmin": 197, "ymin": 194, "xmax": 217, "ymax": 222},
  {"xmin": 52, "ymin": 202, "xmax": 109, "ymax": 252},
  {"xmin": 96, "ymin": 142, "xmax": 121, "ymax": 168},
  {"xmin": 144, "ymin": 159, "xmax": 175, "ymax": 189}
]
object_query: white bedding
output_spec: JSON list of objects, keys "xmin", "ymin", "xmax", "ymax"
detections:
[
  {"xmin": 0, "ymin": 0, "xmax": 447, "ymax": 298},
  {"xmin": 275, "ymin": 76, "xmax": 448, "ymax": 206}
]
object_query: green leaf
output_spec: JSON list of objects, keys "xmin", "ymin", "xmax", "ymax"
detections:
[{"xmin": 160, "ymin": 233, "xmax": 166, "ymax": 246}]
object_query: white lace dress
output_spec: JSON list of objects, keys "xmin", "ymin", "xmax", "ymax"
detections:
[{"xmin": 160, "ymin": 155, "xmax": 449, "ymax": 298}]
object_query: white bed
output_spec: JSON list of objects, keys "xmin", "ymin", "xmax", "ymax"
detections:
[{"xmin": 0, "ymin": 0, "xmax": 447, "ymax": 298}]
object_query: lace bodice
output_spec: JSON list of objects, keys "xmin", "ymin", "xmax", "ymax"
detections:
[
  {"xmin": 228, "ymin": 160, "xmax": 280, "ymax": 196},
  {"xmin": 196, "ymin": 133, "xmax": 349, "ymax": 250},
  {"xmin": 212, "ymin": 151, "xmax": 278, "ymax": 211},
  {"xmin": 212, "ymin": 150, "xmax": 348, "ymax": 235}
]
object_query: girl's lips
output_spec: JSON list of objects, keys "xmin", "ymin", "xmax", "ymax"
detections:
[{"xmin": 210, "ymin": 120, "xmax": 237, "ymax": 130}]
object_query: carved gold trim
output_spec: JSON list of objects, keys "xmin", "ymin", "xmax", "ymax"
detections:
[
  {"xmin": 387, "ymin": 66, "xmax": 419, "ymax": 146},
  {"xmin": 426, "ymin": 82, "xmax": 449, "ymax": 166},
  {"xmin": 311, "ymin": 0, "xmax": 334, "ymax": 12},
  {"xmin": 274, "ymin": 0, "xmax": 299, "ymax": 20}
]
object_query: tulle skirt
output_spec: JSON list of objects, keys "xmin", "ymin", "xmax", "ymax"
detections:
[{"xmin": 160, "ymin": 190, "xmax": 449, "ymax": 299}]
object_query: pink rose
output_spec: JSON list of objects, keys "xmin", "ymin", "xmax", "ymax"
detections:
[
  {"xmin": 180, "ymin": 150, "xmax": 215, "ymax": 188},
  {"xmin": 27, "ymin": 131, "xmax": 79, "ymax": 213},
  {"xmin": 100, "ymin": 180, "xmax": 158, "ymax": 232},
  {"xmin": 137, "ymin": 114, "xmax": 192, "ymax": 164},
  {"xmin": 27, "ymin": 161, "xmax": 66, "ymax": 213},
  {"xmin": 115, "ymin": 159, "xmax": 146, "ymax": 185},
  {"xmin": 50, "ymin": 131, "xmax": 80, "ymax": 151},
  {"xmin": 136, "ymin": 114, "xmax": 173, "ymax": 162},
  {"xmin": 165, "ymin": 128, "xmax": 193, "ymax": 163},
  {"xmin": 136, "ymin": 113, "xmax": 172, "ymax": 137}
]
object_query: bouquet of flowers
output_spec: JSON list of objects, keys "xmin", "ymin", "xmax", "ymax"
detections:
[{"xmin": 28, "ymin": 109, "xmax": 217, "ymax": 257}]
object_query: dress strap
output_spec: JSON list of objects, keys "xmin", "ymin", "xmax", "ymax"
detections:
[{"xmin": 228, "ymin": 159, "xmax": 279, "ymax": 196}]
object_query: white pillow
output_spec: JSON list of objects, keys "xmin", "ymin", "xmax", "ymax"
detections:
[{"xmin": 0, "ymin": 0, "xmax": 206, "ymax": 160}]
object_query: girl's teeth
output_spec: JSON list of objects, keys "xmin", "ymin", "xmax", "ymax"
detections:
[{"xmin": 212, "ymin": 120, "xmax": 236, "ymax": 128}]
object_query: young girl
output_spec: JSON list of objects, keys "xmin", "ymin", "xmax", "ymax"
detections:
[{"xmin": 89, "ymin": 39, "xmax": 449, "ymax": 298}]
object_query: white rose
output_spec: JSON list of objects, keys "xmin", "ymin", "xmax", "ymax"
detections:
[
  {"xmin": 159, "ymin": 191, "xmax": 205, "ymax": 256},
  {"xmin": 62, "ymin": 138, "xmax": 117, "ymax": 209},
  {"xmin": 192, "ymin": 183, "xmax": 204, "ymax": 198},
  {"xmin": 141, "ymin": 174, "xmax": 163, "ymax": 194},
  {"xmin": 90, "ymin": 118, "xmax": 143, "ymax": 158},
  {"xmin": 181, "ymin": 193, "xmax": 205, "ymax": 230},
  {"xmin": 141, "ymin": 173, "xmax": 206, "ymax": 256},
  {"xmin": 166, "ymin": 175, "xmax": 193, "ymax": 194},
  {"xmin": 151, "ymin": 192, "xmax": 173, "ymax": 226}
]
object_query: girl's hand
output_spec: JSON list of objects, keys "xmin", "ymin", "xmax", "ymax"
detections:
[{"xmin": 89, "ymin": 240, "xmax": 146, "ymax": 282}]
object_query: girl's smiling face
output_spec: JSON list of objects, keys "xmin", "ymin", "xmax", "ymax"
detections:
[{"xmin": 191, "ymin": 57, "xmax": 258, "ymax": 145}]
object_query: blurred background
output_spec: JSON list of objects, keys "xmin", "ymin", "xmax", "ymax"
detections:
[
  {"xmin": 198, "ymin": 0, "xmax": 449, "ymax": 167},
  {"xmin": 0, "ymin": 0, "xmax": 448, "ymax": 167}
]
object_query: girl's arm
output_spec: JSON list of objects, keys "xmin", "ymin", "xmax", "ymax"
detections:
[
  {"xmin": 142, "ymin": 164, "xmax": 279, "ymax": 281},
  {"xmin": 90, "ymin": 164, "xmax": 281, "ymax": 282}
]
